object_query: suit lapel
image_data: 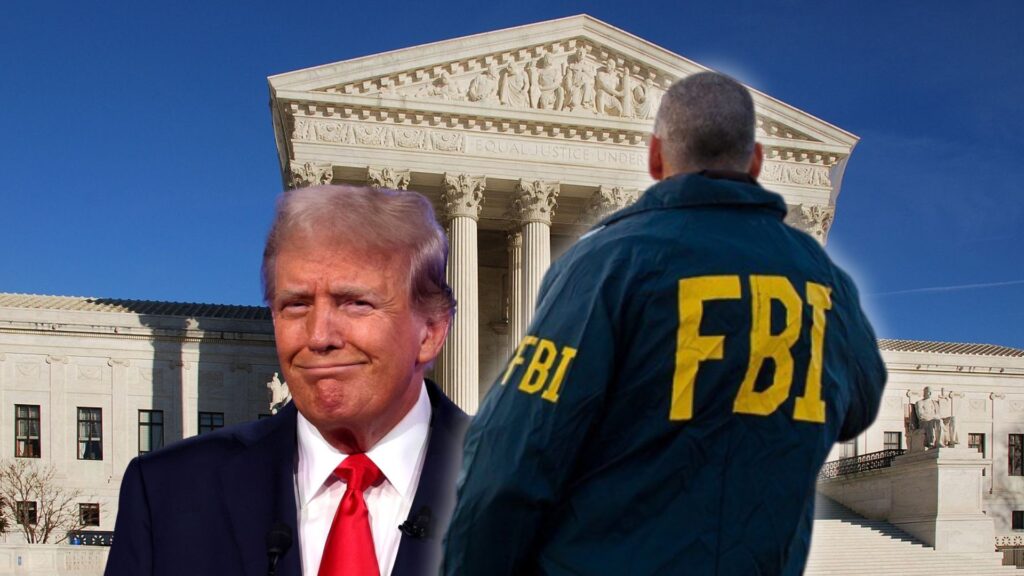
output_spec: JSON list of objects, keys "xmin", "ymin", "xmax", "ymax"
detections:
[
  {"xmin": 219, "ymin": 403, "xmax": 302, "ymax": 576},
  {"xmin": 392, "ymin": 381, "xmax": 469, "ymax": 576}
]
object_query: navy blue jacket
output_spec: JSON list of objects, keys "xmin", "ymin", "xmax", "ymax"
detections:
[
  {"xmin": 106, "ymin": 380, "xmax": 468, "ymax": 576},
  {"xmin": 444, "ymin": 173, "xmax": 886, "ymax": 575}
]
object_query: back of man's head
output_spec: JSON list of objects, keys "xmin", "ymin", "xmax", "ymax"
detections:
[{"xmin": 653, "ymin": 72, "xmax": 756, "ymax": 176}]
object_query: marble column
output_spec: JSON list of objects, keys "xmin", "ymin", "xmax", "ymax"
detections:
[
  {"xmin": 436, "ymin": 173, "xmax": 485, "ymax": 413},
  {"xmin": 506, "ymin": 230, "xmax": 524, "ymax": 352},
  {"xmin": 512, "ymin": 179, "xmax": 558, "ymax": 332}
]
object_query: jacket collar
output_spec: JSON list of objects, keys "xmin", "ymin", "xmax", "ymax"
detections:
[
  {"xmin": 219, "ymin": 402, "xmax": 302, "ymax": 576},
  {"xmin": 602, "ymin": 171, "xmax": 787, "ymax": 227}
]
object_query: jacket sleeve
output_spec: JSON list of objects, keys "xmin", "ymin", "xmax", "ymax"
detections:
[
  {"xmin": 104, "ymin": 458, "xmax": 153, "ymax": 576},
  {"xmin": 443, "ymin": 243, "xmax": 628, "ymax": 575},
  {"xmin": 833, "ymin": 269, "xmax": 888, "ymax": 442}
]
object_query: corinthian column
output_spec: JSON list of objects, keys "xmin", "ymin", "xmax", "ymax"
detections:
[
  {"xmin": 506, "ymin": 230, "xmax": 524, "ymax": 351},
  {"xmin": 435, "ymin": 173, "xmax": 485, "ymax": 412},
  {"xmin": 512, "ymin": 179, "xmax": 558, "ymax": 332}
]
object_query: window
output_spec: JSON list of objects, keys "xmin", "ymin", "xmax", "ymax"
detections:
[
  {"xmin": 79, "ymin": 503, "xmax": 100, "ymax": 527},
  {"xmin": 1010, "ymin": 434, "xmax": 1024, "ymax": 476},
  {"xmin": 884, "ymin": 431, "xmax": 902, "ymax": 451},
  {"xmin": 198, "ymin": 412, "xmax": 224, "ymax": 435},
  {"xmin": 16, "ymin": 501, "xmax": 37, "ymax": 525},
  {"xmin": 138, "ymin": 410, "xmax": 164, "ymax": 455},
  {"xmin": 839, "ymin": 438, "xmax": 857, "ymax": 459},
  {"xmin": 1014, "ymin": 510, "xmax": 1024, "ymax": 530},
  {"xmin": 77, "ymin": 408, "xmax": 102, "ymax": 460},
  {"xmin": 969, "ymin": 433, "xmax": 986, "ymax": 458},
  {"xmin": 15, "ymin": 405, "xmax": 41, "ymax": 458}
]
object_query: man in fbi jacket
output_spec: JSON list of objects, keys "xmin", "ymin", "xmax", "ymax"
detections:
[{"xmin": 443, "ymin": 72, "xmax": 886, "ymax": 576}]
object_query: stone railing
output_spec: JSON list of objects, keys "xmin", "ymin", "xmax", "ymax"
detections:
[
  {"xmin": 818, "ymin": 449, "xmax": 906, "ymax": 479},
  {"xmin": 0, "ymin": 544, "xmax": 107, "ymax": 575}
]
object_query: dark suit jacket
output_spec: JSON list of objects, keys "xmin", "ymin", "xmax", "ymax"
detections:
[{"xmin": 105, "ymin": 380, "xmax": 468, "ymax": 576}]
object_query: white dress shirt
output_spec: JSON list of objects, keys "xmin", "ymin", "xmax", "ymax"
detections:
[{"xmin": 296, "ymin": 382, "xmax": 431, "ymax": 576}]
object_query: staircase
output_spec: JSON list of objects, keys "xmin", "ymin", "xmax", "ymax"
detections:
[{"xmin": 804, "ymin": 494, "xmax": 1017, "ymax": 575}]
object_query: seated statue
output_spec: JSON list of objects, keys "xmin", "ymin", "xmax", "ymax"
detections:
[{"xmin": 906, "ymin": 386, "xmax": 959, "ymax": 451}]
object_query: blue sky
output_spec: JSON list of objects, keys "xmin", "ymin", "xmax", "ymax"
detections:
[{"xmin": 1, "ymin": 1, "xmax": 1021, "ymax": 348}]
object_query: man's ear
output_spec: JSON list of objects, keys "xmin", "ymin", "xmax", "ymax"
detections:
[
  {"xmin": 648, "ymin": 135, "xmax": 665, "ymax": 181},
  {"xmin": 748, "ymin": 142, "xmax": 764, "ymax": 179},
  {"xmin": 417, "ymin": 314, "xmax": 452, "ymax": 365}
]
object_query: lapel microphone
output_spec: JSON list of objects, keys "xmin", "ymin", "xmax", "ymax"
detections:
[
  {"xmin": 266, "ymin": 522, "xmax": 293, "ymax": 576},
  {"xmin": 399, "ymin": 506, "xmax": 433, "ymax": 539}
]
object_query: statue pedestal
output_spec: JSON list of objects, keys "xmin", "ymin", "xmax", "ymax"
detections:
[{"xmin": 888, "ymin": 447, "xmax": 993, "ymax": 552}]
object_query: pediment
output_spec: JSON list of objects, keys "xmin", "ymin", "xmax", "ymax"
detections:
[{"xmin": 269, "ymin": 15, "xmax": 855, "ymax": 150}]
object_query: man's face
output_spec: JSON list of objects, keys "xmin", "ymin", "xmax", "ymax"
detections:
[{"xmin": 270, "ymin": 235, "xmax": 448, "ymax": 450}]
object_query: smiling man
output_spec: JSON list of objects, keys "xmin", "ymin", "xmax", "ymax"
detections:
[{"xmin": 106, "ymin": 185, "xmax": 468, "ymax": 576}]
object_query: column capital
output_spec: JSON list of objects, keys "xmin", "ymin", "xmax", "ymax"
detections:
[
  {"xmin": 784, "ymin": 203, "xmax": 835, "ymax": 245},
  {"xmin": 289, "ymin": 161, "xmax": 333, "ymax": 189},
  {"xmin": 579, "ymin": 185, "xmax": 638, "ymax": 225},
  {"xmin": 367, "ymin": 166, "xmax": 411, "ymax": 190},
  {"xmin": 441, "ymin": 173, "xmax": 486, "ymax": 221},
  {"xmin": 506, "ymin": 229, "xmax": 522, "ymax": 249},
  {"xmin": 512, "ymin": 179, "xmax": 559, "ymax": 225}
]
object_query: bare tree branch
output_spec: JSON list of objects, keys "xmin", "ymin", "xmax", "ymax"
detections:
[{"xmin": 0, "ymin": 459, "xmax": 87, "ymax": 544}]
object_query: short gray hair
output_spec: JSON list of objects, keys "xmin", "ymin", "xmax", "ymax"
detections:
[
  {"xmin": 261, "ymin": 184, "xmax": 455, "ymax": 320},
  {"xmin": 653, "ymin": 72, "xmax": 756, "ymax": 172}
]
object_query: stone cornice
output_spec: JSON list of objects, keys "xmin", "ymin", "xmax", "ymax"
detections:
[
  {"xmin": 0, "ymin": 322, "xmax": 274, "ymax": 345},
  {"xmin": 285, "ymin": 102, "xmax": 849, "ymax": 167}
]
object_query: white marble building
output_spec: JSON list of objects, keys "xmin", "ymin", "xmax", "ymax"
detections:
[{"xmin": 0, "ymin": 294, "xmax": 278, "ymax": 536}]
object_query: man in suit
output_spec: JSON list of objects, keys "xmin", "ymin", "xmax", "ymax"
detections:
[{"xmin": 106, "ymin": 184, "xmax": 469, "ymax": 576}]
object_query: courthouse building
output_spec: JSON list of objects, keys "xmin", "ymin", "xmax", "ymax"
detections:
[{"xmin": 1, "ymin": 14, "xmax": 1023, "ymax": 565}]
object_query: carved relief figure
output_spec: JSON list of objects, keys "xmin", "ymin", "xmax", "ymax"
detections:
[
  {"xmin": 530, "ymin": 54, "xmax": 564, "ymax": 110},
  {"xmin": 500, "ymin": 60, "xmax": 531, "ymax": 108},
  {"xmin": 419, "ymin": 70, "xmax": 463, "ymax": 100},
  {"xmin": 562, "ymin": 47, "xmax": 594, "ymax": 112},
  {"xmin": 468, "ymin": 61, "xmax": 501, "ymax": 105},
  {"xmin": 632, "ymin": 77, "xmax": 655, "ymax": 119},
  {"xmin": 594, "ymin": 58, "xmax": 625, "ymax": 116}
]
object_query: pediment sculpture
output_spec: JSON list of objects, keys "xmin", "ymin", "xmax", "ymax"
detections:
[{"xmin": 373, "ymin": 44, "xmax": 662, "ymax": 121}]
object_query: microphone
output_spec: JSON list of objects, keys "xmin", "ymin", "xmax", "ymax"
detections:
[
  {"xmin": 399, "ymin": 506, "xmax": 433, "ymax": 540},
  {"xmin": 266, "ymin": 522, "xmax": 293, "ymax": 576}
]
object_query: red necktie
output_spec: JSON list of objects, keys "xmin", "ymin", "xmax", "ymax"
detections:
[{"xmin": 318, "ymin": 453, "xmax": 383, "ymax": 576}]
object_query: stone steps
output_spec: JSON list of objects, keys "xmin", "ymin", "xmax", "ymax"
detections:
[{"xmin": 803, "ymin": 494, "xmax": 1017, "ymax": 575}]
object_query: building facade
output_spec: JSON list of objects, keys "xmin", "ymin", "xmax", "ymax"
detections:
[
  {"xmin": 267, "ymin": 14, "xmax": 856, "ymax": 412},
  {"xmin": 0, "ymin": 294, "xmax": 278, "ymax": 537}
]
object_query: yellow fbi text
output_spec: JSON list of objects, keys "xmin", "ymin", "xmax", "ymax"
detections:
[
  {"xmin": 672, "ymin": 275, "xmax": 832, "ymax": 423},
  {"xmin": 501, "ymin": 336, "xmax": 578, "ymax": 403}
]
